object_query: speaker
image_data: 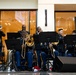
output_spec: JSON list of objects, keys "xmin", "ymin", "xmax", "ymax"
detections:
[{"xmin": 53, "ymin": 56, "xmax": 76, "ymax": 72}]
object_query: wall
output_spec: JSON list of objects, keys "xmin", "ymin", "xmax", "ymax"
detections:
[
  {"xmin": 0, "ymin": 0, "xmax": 76, "ymax": 31},
  {"xmin": 39, "ymin": 0, "xmax": 76, "ymax": 4},
  {"xmin": 38, "ymin": 0, "xmax": 76, "ymax": 31},
  {"xmin": 38, "ymin": 0, "xmax": 55, "ymax": 31},
  {"xmin": 0, "ymin": 0, "xmax": 38, "ymax": 9},
  {"xmin": 38, "ymin": 4, "xmax": 54, "ymax": 31}
]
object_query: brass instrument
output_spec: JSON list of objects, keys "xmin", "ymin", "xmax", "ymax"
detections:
[
  {"xmin": 52, "ymin": 42, "xmax": 58, "ymax": 45},
  {"xmin": 49, "ymin": 42, "xmax": 58, "ymax": 58},
  {"xmin": 21, "ymin": 37, "xmax": 26, "ymax": 59},
  {"xmin": 49, "ymin": 43, "xmax": 55, "ymax": 58},
  {"xmin": 21, "ymin": 31, "xmax": 28, "ymax": 59},
  {"xmin": 26, "ymin": 34, "xmax": 34, "ymax": 47},
  {"xmin": 21, "ymin": 34, "xmax": 34, "ymax": 59}
]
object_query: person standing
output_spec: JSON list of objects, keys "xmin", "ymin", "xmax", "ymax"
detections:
[
  {"xmin": 34, "ymin": 27, "xmax": 48, "ymax": 70},
  {"xmin": 34, "ymin": 27, "xmax": 42, "ymax": 69},
  {"xmin": 0, "ymin": 25, "xmax": 5, "ymax": 52}
]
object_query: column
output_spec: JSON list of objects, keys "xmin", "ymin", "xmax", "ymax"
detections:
[{"xmin": 38, "ymin": 1, "xmax": 54, "ymax": 31}]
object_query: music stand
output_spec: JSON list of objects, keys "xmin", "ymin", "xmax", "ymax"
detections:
[
  {"xmin": 64, "ymin": 35, "xmax": 76, "ymax": 56},
  {"xmin": 5, "ymin": 39, "xmax": 22, "ymax": 71},
  {"xmin": 64, "ymin": 35, "xmax": 76, "ymax": 45},
  {"xmin": 5, "ymin": 39, "xmax": 22, "ymax": 51},
  {"xmin": 7, "ymin": 32, "xmax": 21, "ymax": 39},
  {"xmin": 39, "ymin": 32, "xmax": 58, "ymax": 44}
]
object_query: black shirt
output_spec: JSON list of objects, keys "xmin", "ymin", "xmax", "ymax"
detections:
[
  {"xmin": 58, "ymin": 34, "xmax": 64, "ymax": 44},
  {"xmin": 57, "ymin": 34, "xmax": 65, "ymax": 52},
  {"xmin": 18, "ymin": 30, "xmax": 29, "ymax": 38},
  {"xmin": 0, "ymin": 30, "xmax": 5, "ymax": 47}
]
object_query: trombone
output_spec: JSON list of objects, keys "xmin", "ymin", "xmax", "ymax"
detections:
[{"xmin": 21, "ymin": 37, "xmax": 26, "ymax": 59}]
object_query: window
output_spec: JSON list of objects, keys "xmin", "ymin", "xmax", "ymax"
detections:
[{"xmin": 55, "ymin": 12, "xmax": 76, "ymax": 35}]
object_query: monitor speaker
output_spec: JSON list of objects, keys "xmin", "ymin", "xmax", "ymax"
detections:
[{"xmin": 53, "ymin": 56, "xmax": 76, "ymax": 72}]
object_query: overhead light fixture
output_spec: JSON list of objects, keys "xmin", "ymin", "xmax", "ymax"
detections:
[
  {"xmin": 8, "ymin": 23, "xmax": 11, "ymax": 26},
  {"xmin": 5, "ymin": 22, "xmax": 11, "ymax": 26},
  {"xmin": 5, "ymin": 23, "xmax": 8, "ymax": 25}
]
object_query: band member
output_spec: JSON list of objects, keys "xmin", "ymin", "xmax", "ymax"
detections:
[
  {"xmin": 34, "ymin": 27, "xmax": 47, "ymax": 70},
  {"xmin": 72, "ymin": 30, "xmax": 76, "ymax": 35},
  {"xmin": 65, "ymin": 30, "xmax": 76, "ymax": 57},
  {"xmin": 49, "ymin": 42, "xmax": 59, "ymax": 58},
  {"xmin": 35, "ymin": 27, "xmax": 42, "ymax": 68},
  {"xmin": 33, "ymin": 27, "xmax": 41, "ymax": 69},
  {"xmin": 57, "ymin": 29, "xmax": 65, "ymax": 56},
  {"xmin": 15, "ymin": 25, "xmax": 33, "ymax": 71},
  {"xmin": 0, "ymin": 25, "xmax": 5, "ymax": 52},
  {"xmin": 36, "ymin": 26, "xmax": 42, "ymax": 34}
]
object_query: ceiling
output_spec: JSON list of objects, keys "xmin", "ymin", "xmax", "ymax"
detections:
[{"xmin": 55, "ymin": 4, "xmax": 76, "ymax": 11}]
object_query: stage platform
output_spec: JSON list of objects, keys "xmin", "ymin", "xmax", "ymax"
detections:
[{"xmin": 0, "ymin": 72, "xmax": 76, "ymax": 75}]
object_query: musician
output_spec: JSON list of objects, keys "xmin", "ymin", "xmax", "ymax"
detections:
[
  {"xmin": 36, "ymin": 26, "xmax": 42, "ymax": 34},
  {"xmin": 65, "ymin": 30, "xmax": 76, "ymax": 57},
  {"xmin": 15, "ymin": 25, "xmax": 33, "ymax": 71},
  {"xmin": 0, "ymin": 25, "xmax": 5, "ymax": 52},
  {"xmin": 34, "ymin": 27, "xmax": 42, "ymax": 69},
  {"xmin": 34, "ymin": 27, "xmax": 48, "ymax": 70},
  {"xmin": 57, "ymin": 29, "xmax": 65, "ymax": 56},
  {"xmin": 72, "ymin": 30, "xmax": 76, "ymax": 35}
]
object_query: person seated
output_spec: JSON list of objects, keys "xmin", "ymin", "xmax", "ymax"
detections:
[
  {"xmin": 72, "ymin": 30, "xmax": 76, "ymax": 35},
  {"xmin": 15, "ymin": 25, "xmax": 33, "ymax": 71},
  {"xmin": 40, "ymin": 42, "xmax": 57, "ymax": 70},
  {"xmin": 65, "ymin": 30, "xmax": 76, "ymax": 57},
  {"xmin": 49, "ymin": 43, "xmax": 59, "ymax": 58},
  {"xmin": 49, "ymin": 29, "xmax": 65, "ymax": 57},
  {"xmin": 65, "ymin": 45, "xmax": 74, "ymax": 57},
  {"xmin": 56, "ymin": 29, "xmax": 66, "ymax": 56}
]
